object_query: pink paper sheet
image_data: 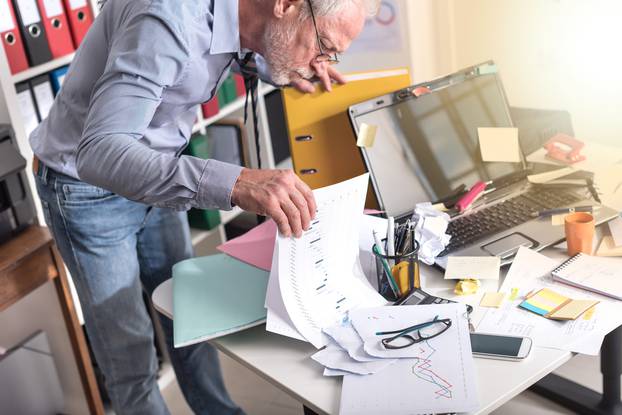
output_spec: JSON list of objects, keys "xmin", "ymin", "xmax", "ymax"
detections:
[
  {"xmin": 216, "ymin": 210, "xmax": 384, "ymax": 271},
  {"xmin": 217, "ymin": 220, "xmax": 277, "ymax": 271}
]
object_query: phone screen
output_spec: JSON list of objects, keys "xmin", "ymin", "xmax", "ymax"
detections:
[{"xmin": 470, "ymin": 333, "xmax": 522, "ymax": 356}]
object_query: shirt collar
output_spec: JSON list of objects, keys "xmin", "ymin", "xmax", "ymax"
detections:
[{"xmin": 210, "ymin": 0, "xmax": 248, "ymax": 57}]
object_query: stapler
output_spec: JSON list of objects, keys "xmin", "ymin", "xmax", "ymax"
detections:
[{"xmin": 543, "ymin": 133, "xmax": 586, "ymax": 164}]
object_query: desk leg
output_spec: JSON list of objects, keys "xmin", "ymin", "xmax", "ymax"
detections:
[{"xmin": 530, "ymin": 325, "xmax": 622, "ymax": 415}]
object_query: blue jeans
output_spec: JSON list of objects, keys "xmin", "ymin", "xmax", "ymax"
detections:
[{"xmin": 34, "ymin": 165, "xmax": 243, "ymax": 415}]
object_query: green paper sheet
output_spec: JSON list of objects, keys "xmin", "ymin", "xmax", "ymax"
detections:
[{"xmin": 173, "ymin": 254, "xmax": 269, "ymax": 348}]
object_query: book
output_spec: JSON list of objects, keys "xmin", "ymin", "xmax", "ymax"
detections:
[{"xmin": 551, "ymin": 253, "xmax": 622, "ymax": 300}]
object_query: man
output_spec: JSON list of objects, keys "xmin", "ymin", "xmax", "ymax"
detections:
[{"xmin": 30, "ymin": 0, "xmax": 378, "ymax": 413}]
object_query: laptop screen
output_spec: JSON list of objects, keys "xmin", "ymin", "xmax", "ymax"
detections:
[{"xmin": 352, "ymin": 70, "xmax": 522, "ymax": 217}]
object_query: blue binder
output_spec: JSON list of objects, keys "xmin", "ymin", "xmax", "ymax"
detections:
[{"xmin": 49, "ymin": 66, "xmax": 68, "ymax": 96}]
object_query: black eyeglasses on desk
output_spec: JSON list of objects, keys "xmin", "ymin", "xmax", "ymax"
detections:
[{"xmin": 376, "ymin": 315, "xmax": 453, "ymax": 350}]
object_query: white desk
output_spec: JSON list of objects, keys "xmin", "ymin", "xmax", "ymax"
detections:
[{"xmin": 152, "ymin": 258, "xmax": 575, "ymax": 415}]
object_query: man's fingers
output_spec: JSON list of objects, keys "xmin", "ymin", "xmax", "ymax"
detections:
[
  {"xmin": 327, "ymin": 66, "xmax": 347, "ymax": 85},
  {"xmin": 270, "ymin": 208, "xmax": 292, "ymax": 238},
  {"xmin": 280, "ymin": 199, "xmax": 303, "ymax": 238},
  {"xmin": 289, "ymin": 189, "xmax": 311, "ymax": 231},
  {"xmin": 295, "ymin": 180, "xmax": 316, "ymax": 220},
  {"xmin": 291, "ymin": 79, "xmax": 316, "ymax": 93}
]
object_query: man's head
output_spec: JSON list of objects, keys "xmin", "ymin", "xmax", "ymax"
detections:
[{"xmin": 251, "ymin": 0, "xmax": 380, "ymax": 86}]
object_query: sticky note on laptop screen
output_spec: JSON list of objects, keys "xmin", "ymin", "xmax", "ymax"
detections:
[
  {"xmin": 444, "ymin": 256, "xmax": 501, "ymax": 280},
  {"xmin": 478, "ymin": 127, "xmax": 521, "ymax": 163}
]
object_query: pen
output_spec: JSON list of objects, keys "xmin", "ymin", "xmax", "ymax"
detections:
[
  {"xmin": 456, "ymin": 181, "xmax": 488, "ymax": 213},
  {"xmin": 531, "ymin": 206, "xmax": 595, "ymax": 218},
  {"xmin": 373, "ymin": 231, "xmax": 400, "ymax": 297},
  {"xmin": 387, "ymin": 217, "xmax": 395, "ymax": 266}
]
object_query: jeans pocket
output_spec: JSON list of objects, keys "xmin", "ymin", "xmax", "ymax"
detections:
[{"xmin": 59, "ymin": 182, "xmax": 117, "ymax": 206}]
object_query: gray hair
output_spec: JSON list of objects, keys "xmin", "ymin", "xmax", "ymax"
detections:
[{"xmin": 301, "ymin": 0, "xmax": 381, "ymax": 19}]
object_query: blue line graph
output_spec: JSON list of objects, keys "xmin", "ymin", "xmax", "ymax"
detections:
[{"xmin": 411, "ymin": 340, "xmax": 453, "ymax": 399}]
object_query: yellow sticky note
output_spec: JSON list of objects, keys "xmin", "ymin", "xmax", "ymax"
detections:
[
  {"xmin": 454, "ymin": 279, "xmax": 481, "ymax": 296},
  {"xmin": 480, "ymin": 292, "xmax": 505, "ymax": 308},
  {"xmin": 509, "ymin": 288, "xmax": 520, "ymax": 301},
  {"xmin": 356, "ymin": 123, "xmax": 378, "ymax": 148},
  {"xmin": 549, "ymin": 300, "xmax": 599, "ymax": 321},
  {"xmin": 478, "ymin": 128, "xmax": 521, "ymax": 163},
  {"xmin": 551, "ymin": 214, "xmax": 567, "ymax": 226},
  {"xmin": 583, "ymin": 306, "xmax": 596, "ymax": 320},
  {"xmin": 597, "ymin": 235, "xmax": 622, "ymax": 257}
]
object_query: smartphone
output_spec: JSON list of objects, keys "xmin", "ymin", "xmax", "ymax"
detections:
[{"xmin": 470, "ymin": 333, "xmax": 532, "ymax": 361}]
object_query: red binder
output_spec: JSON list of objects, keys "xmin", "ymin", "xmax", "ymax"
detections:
[
  {"xmin": 37, "ymin": 0, "xmax": 74, "ymax": 58},
  {"xmin": 201, "ymin": 98, "xmax": 220, "ymax": 119},
  {"xmin": 62, "ymin": 0, "xmax": 92, "ymax": 48},
  {"xmin": 0, "ymin": 0, "xmax": 29, "ymax": 74}
]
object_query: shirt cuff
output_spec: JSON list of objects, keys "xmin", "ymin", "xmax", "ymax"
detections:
[{"xmin": 197, "ymin": 159, "xmax": 244, "ymax": 210}]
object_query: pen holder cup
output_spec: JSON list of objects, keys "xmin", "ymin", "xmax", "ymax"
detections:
[{"xmin": 373, "ymin": 240, "xmax": 420, "ymax": 303}]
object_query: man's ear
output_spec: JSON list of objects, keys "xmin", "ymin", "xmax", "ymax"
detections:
[{"xmin": 273, "ymin": 0, "xmax": 304, "ymax": 19}]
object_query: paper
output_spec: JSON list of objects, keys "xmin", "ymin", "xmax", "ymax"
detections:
[
  {"xmin": 609, "ymin": 217, "xmax": 622, "ymax": 247},
  {"xmin": 42, "ymin": 0, "xmax": 63, "ymax": 17},
  {"xmin": 444, "ymin": 256, "xmax": 500, "ymax": 280},
  {"xmin": 551, "ymin": 214, "xmax": 567, "ymax": 226},
  {"xmin": 480, "ymin": 292, "xmax": 505, "ymax": 308},
  {"xmin": 356, "ymin": 123, "xmax": 378, "ymax": 148},
  {"xmin": 0, "ymin": 1, "xmax": 14, "ymax": 32},
  {"xmin": 350, "ymin": 304, "xmax": 471, "ymax": 359},
  {"xmin": 278, "ymin": 174, "xmax": 386, "ymax": 348},
  {"xmin": 342, "ymin": 304, "xmax": 479, "ymax": 415},
  {"xmin": 311, "ymin": 341, "xmax": 395, "ymax": 375},
  {"xmin": 15, "ymin": 0, "xmax": 41, "ymax": 26},
  {"xmin": 478, "ymin": 127, "xmax": 521, "ymax": 163},
  {"xmin": 217, "ymin": 219, "xmax": 276, "ymax": 272},
  {"xmin": 323, "ymin": 322, "xmax": 379, "ymax": 362},
  {"xmin": 552, "ymin": 254, "xmax": 622, "ymax": 301},
  {"xmin": 527, "ymin": 167, "xmax": 576, "ymax": 184},
  {"xmin": 476, "ymin": 247, "xmax": 622, "ymax": 355},
  {"xmin": 173, "ymin": 254, "xmax": 268, "ymax": 348},
  {"xmin": 265, "ymin": 245, "xmax": 306, "ymax": 341},
  {"xmin": 597, "ymin": 235, "xmax": 622, "ymax": 257},
  {"xmin": 413, "ymin": 203, "xmax": 452, "ymax": 265}
]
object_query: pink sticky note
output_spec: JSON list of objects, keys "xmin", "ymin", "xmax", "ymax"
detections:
[{"xmin": 217, "ymin": 220, "xmax": 277, "ymax": 271}]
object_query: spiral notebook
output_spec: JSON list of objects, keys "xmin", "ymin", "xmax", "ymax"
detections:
[{"xmin": 552, "ymin": 254, "xmax": 622, "ymax": 300}]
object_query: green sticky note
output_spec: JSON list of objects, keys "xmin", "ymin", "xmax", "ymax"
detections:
[{"xmin": 173, "ymin": 254, "xmax": 269, "ymax": 348}]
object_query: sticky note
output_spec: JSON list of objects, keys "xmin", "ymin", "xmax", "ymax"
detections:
[
  {"xmin": 509, "ymin": 288, "xmax": 520, "ymax": 301},
  {"xmin": 454, "ymin": 279, "xmax": 481, "ymax": 296},
  {"xmin": 596, "ymin": 235, "xmax": 622, "ymax": 257},
  {"xmin": 609, "ymin": 217, "xmax": 622, "ymax": 247},
  {"xmin": 478, "ymin": 128, "xmax": 521, "ymax": 163},
  {"xmin": 356, "ymin": 123, "xmax": 378, "ymax": 148},
  {"xmin": 548, "ymin": 300, "xmax": 599, "ymax": 321},
  {"xmin": 583, "ymin": 306, "xmax": 596, "ymax": 320},
  {"xmin": 480, "ymin": 292, "xmax": 505, "ymax": 308},
  {"xmin": 551, "ymin": 214, "xmax": 567, "ymax": 226},
  {"xmin": 444, "ymin": 256, "xmax": 501, "ymax": 280}
]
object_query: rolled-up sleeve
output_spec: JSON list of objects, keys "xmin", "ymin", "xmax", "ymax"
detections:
[{"xmin": 76, "ymin": 13, "xmax": 242, "ymax": 211}]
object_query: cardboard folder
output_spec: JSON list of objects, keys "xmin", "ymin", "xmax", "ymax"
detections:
[
  {"xmin": 36, "ymin": 0, "xmax": 74, "ymax": 58},
  {"xmin": 0, "ymin": 0, "xmax": 29, "ymax": 74},
  {"xmin": 282, "ymin": 68, "xmax": 410, "ymax": 208}
]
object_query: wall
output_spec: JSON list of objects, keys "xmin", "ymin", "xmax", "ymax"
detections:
[{"xmin": 410, "ymin": 0, "xmax": 622, "ymax": 146}]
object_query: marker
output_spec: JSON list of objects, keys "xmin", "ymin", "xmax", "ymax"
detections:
[
  {"xmin": 387, "ymin": 217, "xmax": 395, "ymax": 267},
  {"xmin": 456, "ymin": 181, "xmax": 488, "ymax": 213}
]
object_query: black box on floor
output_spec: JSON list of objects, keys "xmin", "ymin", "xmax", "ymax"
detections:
[{"xmin": 0, "ymin": 124, "xmax": 36, "ymax": 244}]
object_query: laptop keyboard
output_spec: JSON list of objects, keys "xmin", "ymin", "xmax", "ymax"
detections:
[{"xmin": 442, "ymin": 188, "xmax": 582, "ymax": 255}]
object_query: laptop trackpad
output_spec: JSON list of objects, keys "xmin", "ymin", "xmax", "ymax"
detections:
[{"xmin": 482, "ymin": 233, "xmax": 535, "ymax": 259}]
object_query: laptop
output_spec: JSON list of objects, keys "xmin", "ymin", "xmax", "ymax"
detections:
[{"xmin": 348, "ymin": 61, "xmax": 618, "ymax": 266}]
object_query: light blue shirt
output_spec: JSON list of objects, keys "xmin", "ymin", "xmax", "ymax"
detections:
[{"xmin": 30, "ymin": 0, "xmax": 256, "ymax": 211}]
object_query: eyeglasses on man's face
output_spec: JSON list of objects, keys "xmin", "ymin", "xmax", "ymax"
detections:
[{"xmin": 306, "ymin": 0, "xmax": 340, "ymax": 64}]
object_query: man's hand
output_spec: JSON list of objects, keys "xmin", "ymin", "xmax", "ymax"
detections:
[
  {"xmin": 290, "ymin": 64, "xmax": 347, "ymax": 93},
  {"xmin": 231, "ymin": 168, "xmax": 317, "ymax": 238}
]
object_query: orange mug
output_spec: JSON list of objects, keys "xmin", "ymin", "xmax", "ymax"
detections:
[{"xmin": 564, "ymin": 212, "xmax": 595, "ymax": 256}]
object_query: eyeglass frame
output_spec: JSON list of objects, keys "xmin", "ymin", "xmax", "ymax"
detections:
[
  {"xmin": 306, "ymin": 0, "xmax": 340, "ymax": 64},
  {"xmin": 376, "ymin": 315, "xmax": 453, "ymax": 350}
]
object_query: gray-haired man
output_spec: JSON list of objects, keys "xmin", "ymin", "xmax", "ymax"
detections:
[{"xmin": 30, "ymin": 0, "xmax": 378, "ymax": 413}]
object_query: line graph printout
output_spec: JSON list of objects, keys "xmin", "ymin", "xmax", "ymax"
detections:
[
  {"xmin": 278, "ymin": 174, "xmax": 386, "ymax": 348},
  {"xmin": 341, "ymin": 304, "xmax": 478, "ymax": 415}
]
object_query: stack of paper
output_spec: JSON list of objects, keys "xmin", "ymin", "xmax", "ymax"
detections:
[
  {"xmin": 473, "ymin": 247, "xmax": 622, "ymax": 355},
  {"xmin": 310, "ymin": 304, "xmax": 479, "ymax": 415},
  {"xmin": 266, "ymin": 174, "xmax": 387, "ymax": 348}
]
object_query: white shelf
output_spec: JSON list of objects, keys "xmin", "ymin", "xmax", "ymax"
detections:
[
  {"xmin": 12, "ymin": 53, "xmax": 75, "ymax": 84},
  {"xmin": 192, "ymin": 85, "xmax": 276, "ymax": 133}
]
